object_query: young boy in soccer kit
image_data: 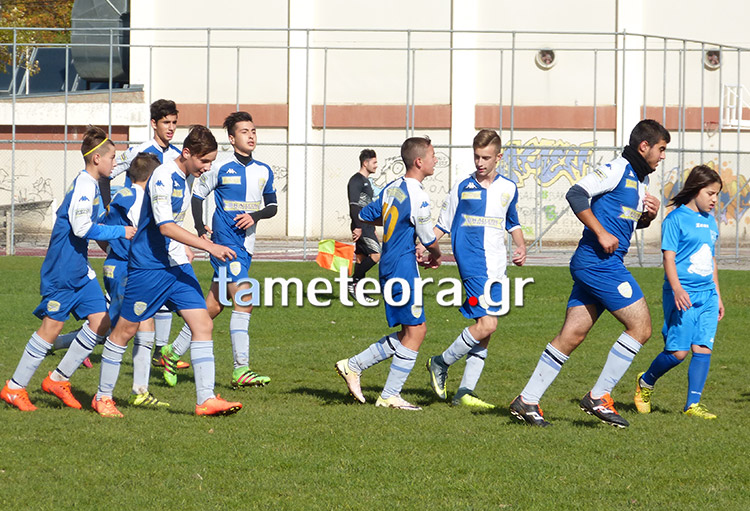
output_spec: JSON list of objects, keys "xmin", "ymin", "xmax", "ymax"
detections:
[
  {"xmin": 634, "ymin": 165, "xmax": 724, "ymax": 419},
  {"xmin": 161, "ymin": 111, "xmax": 276, "ymax": 388},
  {"xmin": 335, "ymin": 136, "xmax": 442, "ymax": 411},
  {"xmin": 1, "ymin": 126, "xmax": 136, "ymax": 412},
  {"xmin": 510, "ymin": 119, "xmax": 670, "ymax": 428},
  {"xmin": 425, "ymin": 130, "xmax": 526, "ymax": 409},
  {"xmin": 347, "ymin": 149, "xmax": 381, "ymax": 302},
  {"xmin": 92, "ymin": 125, "xmax": 242, "ymax": 418},
  {"xmin": 100, "ymin": 152, "xmax": 169, "ymax": 408},
  {"xmin": 99, "ymin": 99, "xmax": 187, "ymax": 371}
]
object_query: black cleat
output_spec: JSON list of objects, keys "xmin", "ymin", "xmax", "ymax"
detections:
[
  {"xmin": 579, "ymin": 392, "xmax": 629, "ymax": 428},
  {"xmin": 509, "ymin": 395, "xmax": 551, "ymax": 427}
]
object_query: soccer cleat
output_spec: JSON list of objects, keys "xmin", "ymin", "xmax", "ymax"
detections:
[
  {"xmin": 41, "ymin": 373, "xmax": 82, "ymax": 409},
  {"xmin": 580, "ymin": 392, "xmax": 629, "ymax": 428},
  {"xmin": 509, "ymin": 395, "xmax": 551, "ymax": 426},
  {"xmin": 92, "ymin": 396, "xmax": 123, "ymax": 418},
  {"xmin": 161, "ymin": 345, "xmax": 179, "ymax": 387},
  {"xmin": 128, "ymin": 391, "xmax": 170, "ymax": 408},
  {"xmin": 452, "ymin": 390, "xmax": 495, "ymax": 409},
  {"xmin": 634, "ymin": 372, "xmax": 653, "ymax": 414},
  {"xmin": 152, "ymin": 351, "xmax": 190, "ymax": 370},
  {"xmin": 231, "ymin": 367, "xmax": 271, "ymax": 388},
  {"xmin": 1, "ymin": 382, "xmax": 37, "ymax": 411},
  {"xmin": 335, "ymin": 359, "xmax": 366, "ymax": 403},
  {"xmin": 375, "ymin": 395, "xmax": 422, "ymax": 411},
  {"xmin": 82, "ymin": 357, "xmax": 93, "ymax": 369},
  {"xmin": 195, "ymin": 395, "xmax": 242, "ymax": 416},
  {"xmin": 349, "ymin": 281, "xmax": 377, "ymax": 305},
  {"xmin": 684, "ymin": 402, "xmax": 717, "ymax": 420},
  {"xmin": 426, "ymin": 356, "xmax": 448, "ymax": 400}
]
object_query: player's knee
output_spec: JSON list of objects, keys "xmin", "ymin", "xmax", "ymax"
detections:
[
  {"xmin": 370, "ymin": 253, "xmax": 380, "ymax": 263},
  {"xmin": 475, "ymin": 316, "xmax": 497, "ymax": 337}
]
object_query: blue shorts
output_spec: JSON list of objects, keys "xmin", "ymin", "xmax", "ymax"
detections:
[
  {"xmin": 568, "ymin": 260, "xmax": 644, "ymax": 314},
  {"xmin": 211, "ymin": 249, "xmax": 252, "ymax": 283},
  {"xmin": 120, "ymin": 264, "xmax": 206, "ymax": 323},
  {"xmin": 662, "ymin": 287, "xmax": 719, "ymax": 351},
  {"xmin": 103, "ymin": 258, "xmax": 128, "ymax": 326},
  {"xmin": 460, "ymin": 276, "xmax": 505, "ymax": 319},
  {"xmin": 33, "ymin": 277, "xmax": 107, "ymax": 322},
  {"xmin": 382, "ymin": 275, "xmax": 425, "ymax": 328}
]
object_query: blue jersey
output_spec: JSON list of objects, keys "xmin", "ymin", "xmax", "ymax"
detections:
[
  {"xmin": 192, "ymin": 155, "xmax": 277, "ymax": 255},
  {"xmin": 360, "ymin": 176, "xmax": 436, "ymax": 280},
  {"xmin": 437, "ymin": 172, "xmax": 520, "ymax": 280},
  {"xmin": 570, "ymin": 156, "xmax": 648, "ymax": 270},
  {"xmin": 40, "ymin": 170, "xmax": 125, "ymax": 294},
  {"xmin": 101, "ymin": 184, "xmax": 146, "ymax": 262},
  {"xmin": 661, "ymin": 205, "xmax": 718, "ymax": 293},
  {"xmin": 111, "ymin": 139, "xmax": 181, "ymax": 186},
  {"xmin": 128, "ymin": 160, "xmax": 191, "ymax": 269}
]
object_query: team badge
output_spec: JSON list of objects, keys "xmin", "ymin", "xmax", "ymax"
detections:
[
  {"xmin": 411, "ymin": 304, "xmax": 422, "ymax": 318},
  {"xmin": 230, "ymin": 261, "xmax": 242, "ymax": 276},
  {"xmin": 478, "ymin": 294, "xmax": 489, "ymax": 310},
  {"xmin": 501, "ymin": 193, "xmax": 510, "ymax": 207},
  {"xmin": 134, "ymin": 301, "xmax": 148, "ymax": 316},
  {"xmin": 617, "ymin": 282, "xmax": 633, "ymax": 299},
  {"xmin": 47, "ymin": 300, "xmax": 61, "ymax": 312}
]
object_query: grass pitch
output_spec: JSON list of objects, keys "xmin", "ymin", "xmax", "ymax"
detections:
[{"xmin": 0, "ymin": 257, "xmax": 748, "ymax": 510}]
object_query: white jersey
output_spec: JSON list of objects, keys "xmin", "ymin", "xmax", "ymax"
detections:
[{"xmin": 111, "ymin": 139, "xmax": 181, "ymax": 181}]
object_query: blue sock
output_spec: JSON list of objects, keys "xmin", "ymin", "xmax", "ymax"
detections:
[
  {"xmin": 642, "ymin": 351, "xmax": 683, "ymax": 387},
  {"xmin": 685, "ymin": 352, "xmax": 712, "ymax": 410}
]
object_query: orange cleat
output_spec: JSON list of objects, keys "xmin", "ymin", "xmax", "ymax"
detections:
[
  {"xmin": 1, "ymin": 382, "xmax": 37, "ymax": 411},
  {"xmin": 41, "ymin": 373, "xmax": 82, "ymax": 409},
  {"xmin": 195, "ymin": 395, "xmax": 242, "ymax": 416},
  {"xmin": 91, "ymin": 396, "xmax": 123, "ymax": 418}
]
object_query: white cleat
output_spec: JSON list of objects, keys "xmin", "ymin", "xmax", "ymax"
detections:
[
  {"xmin": 335, "ymin": 359, "xmax": 366, "ymax": 403},
  {"xmin": 375, "ymin": 395, "xmax": 422, "ymax": 411}
]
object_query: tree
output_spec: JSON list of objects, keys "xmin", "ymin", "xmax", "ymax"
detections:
[{"xmin": 0, "ymin": 0, "xmax": 74, "ymax": 76}]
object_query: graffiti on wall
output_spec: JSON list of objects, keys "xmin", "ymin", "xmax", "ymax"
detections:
[{"xmin": 504, "ymin": 138, "xmax": 596, "ymax": 189}]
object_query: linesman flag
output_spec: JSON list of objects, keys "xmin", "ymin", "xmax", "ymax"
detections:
[{"xmin": 316, "ymin": 240, "xmax": 355, "ymax": 275}]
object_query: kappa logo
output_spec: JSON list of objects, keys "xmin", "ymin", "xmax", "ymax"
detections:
[
  {"xmin": 79, "ymin": 196, "xmax": 90, "ymax": 202},
  {"xmin": 134, "ymin": 301, "xmax": 148, "ymax": 316},
  {"xmin": 155, "ymin": 180, "xmax": 164, "ymax": 187},
  {"xmin": 226, "ymin": 168, "xmax": 237, "ymax": 174},
  {"xmin": 420, "ymin": 201, "xmax": 429, "ymax": 208},
  {"xmin": 466, "ymin": 181, "xmax": 478, "ymax": 189}
]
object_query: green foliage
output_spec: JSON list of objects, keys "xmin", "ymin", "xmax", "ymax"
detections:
[{"xmin": 0, "ymin": 258, "xmax": 748, "ymax": 510}]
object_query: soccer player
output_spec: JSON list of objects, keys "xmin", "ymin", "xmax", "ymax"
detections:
[
  {"xmin": 425, "ymin": 129, "xmax": 526, "ymax": 409},
  {"xmin": 101, "ymin": 152, "xmax": 169, "ymax": 408},
  {"xmin": 1, "ymin": 126, "xmax": 136, "ymax": 411},
  {"xmin": 160, "ymin": 111, "xmax": 276, "ymax": 389},
  {"xmin": 510, "ymin": 119, "xmax": 670, "ymax": 428},
  {"xmin": 347, "ymin": 149, "xmax": 381, "ymax": 302},
  {"xmin": 99, "ymin": 99, "xmax": 187, "ymax": 371},
  {"xmin": 91, "ymin": 125, "xmax": 242, "ymax": 418},
  {"xmin": 634, "ymin": 165, "xmax": 724, "ymax": 419},
  {"xmin": 335, "ymin": 136, "xmax": 442, "ymax": 411}
]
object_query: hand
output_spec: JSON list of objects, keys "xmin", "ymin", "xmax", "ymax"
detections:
[
  {"xmin": 234, "ymin": 213, "xmax": 255, "ymax": 230},
  {"xmin": 208, "ymin": 243, "xmax": 236, "ymax": 262},
  {"xmin": 124, "ymin": 226, "xmax": 137, "ymax": 240},
  {"xmin": 673, "ymin": 287, "xmax": 692, "ymax": 311},
  {"xmin": 718, "ymin": 297, "xmax": 725, "ymax": 321},
  {"xmin": 421, "ymin": 253, "xmax": 441, "ymax": 269},
  {"xmin": 185, "ymin": 246, "xmax": 195, "ymax": 263},
  {"xmin": 511, "ymin": 245, "xmax": 527, "ymax": 266},
  {"xmin": 414, "ymin": 242, "xmax": 426, "ymax": 263},
  {"xmin": 597, "ymin": 231, "xmax": 619, "ymax": 254},
  {"xmin": 352, "ymin": 228, "xmax": 362, "ymax": 242},
  {"xmin": 643, "ymin": 191, "xmax": 660, "ymax": 220}
]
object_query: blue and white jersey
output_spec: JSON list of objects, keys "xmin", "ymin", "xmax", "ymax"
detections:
[
  {"xmin": 111, "ymin": 139, "xmax": 181, "ymax": 185},
  {"xmin": 192, "ymin": 155, "xmax": 276, "ymax": 255},
  {"xmin": 101, "ymin": 184, "xmax": 146, "ymax": 262},
  {"xmin": 128, "ymin": 159, "xmax": 191, "ymax": 269},
  {"xmin": 359, "ymin": 176, "xmax": 435, "ymax": 280},
  {"xmin": 570, "ymin": 156, "xmax": 647, "ymax": 270},
  {"xmin": 661, "ymin": 205, "xmax": 718, "ymax": 293},
  {"xmin": 40, "ymin": 170, "xmax": 125, "ymax": 294},
  {"xmin": 437, "ymin": 172, "xmax": 520, "ymax": 280}
]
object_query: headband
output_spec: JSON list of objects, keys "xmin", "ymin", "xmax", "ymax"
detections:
[{"xmin": 83, "ymin": 138, "xmax": 109, "ymax": 157}]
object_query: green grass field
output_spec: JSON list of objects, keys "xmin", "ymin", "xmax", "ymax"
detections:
[{"xmin": 0, "ymin": 257, "xmax": 748, "ymax": 511}]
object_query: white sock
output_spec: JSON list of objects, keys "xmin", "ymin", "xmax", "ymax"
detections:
[
  {"xmin": 132, "ymin": 331, "xmax": 155, "ymax": 394},
  {"xmin": 590, "ymin": 332, "xmax": 642, "ymax": 399},
  {"xmin": 520, "ymin": 343, "xmax": 569, "ymax": 404}
]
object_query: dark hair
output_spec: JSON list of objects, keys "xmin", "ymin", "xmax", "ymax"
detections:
[
  {"xmin": 223, "ymin": 111, "xmax": 254, "ymax": 137},
  {"xmin": 150, "ymin": 99, "xmax": 178, "ymax": 122},
  {"xmin": 359, "ymin": 149, "xmax": 376, "ymax": 166},
  {"xmin": 127, "ymin": 152, "xmax": 160, "ymax": 183},
  {"xmin": 183, "ymin": 125, "xmax": 218, "ymax": 157},
  {"xmin": 400, "ymin": 136, "xmax": 432, "ymax": 170},
  {"xmin": 473, "ymin": 129, "xmax": 502, "ymax": 152},
  {"xmin": 81, "ymin": 125, "xmax": 115, "ymax": 163},
  {"xmin": 629, "ymin": 119, "xmax": 671, "ymax": 149},
  {"xmin": 669, "ymin": 164, "xmax": 723, "ymax": 207}
]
